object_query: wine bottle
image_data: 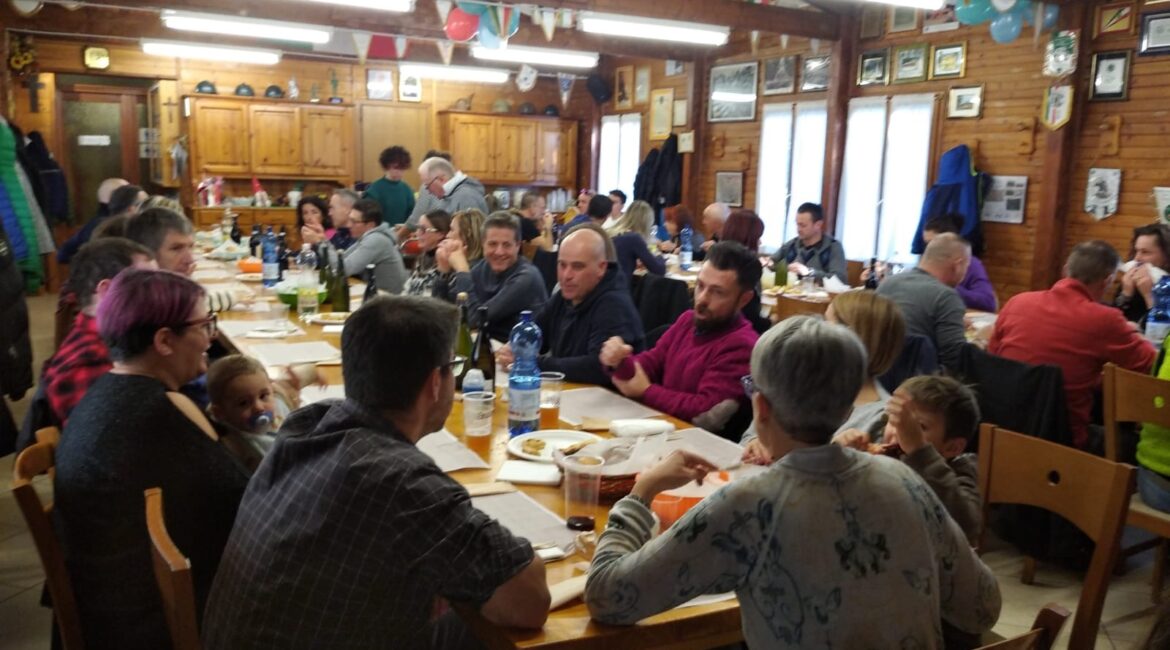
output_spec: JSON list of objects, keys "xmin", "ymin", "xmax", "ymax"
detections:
[
  {"xmin": 454, "ymin": 293, "xmax": 474, "ymax": 390},
  {"xmin": 864, "ymin": 257, "xmax": 879, "ymax": 290},
  {"xmin": 470, "ymin": 306, "xmax": 496, "ymax": 394},
  {"xmin": 362, "ymin": 264, "xmax": 378, "ymax": 304},
  {"xmin": 329, "ymin": 253, "xmax": 350, "ymax": 312}
]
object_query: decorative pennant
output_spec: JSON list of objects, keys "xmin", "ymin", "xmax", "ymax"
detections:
[
  {"xmin": 557, "ymin": 71, "xmax": 574, "ymax": 108},
  {"xmin": 750, "ymin": 30, "xmax": 760, "ymax": 55},
  {"xmin": 780, "ymin": 34, "xmax": 789, "ymax": 50},
  {"xmin": 1043, "ymin": 30, "xmax": 1078, "ymax": 78},
  {"xmin": 1085, "ymin": 167, "xmax": 1121, "ymax": 220},
  {"xmin": 367, "ymin": 35, "xmax": 399, "ymax": 59},
  {"xmin": 395, "ymin": 36, "xmax": 410, "ymax": 59},
  {"xmin": 436, "ymin": 40, "xmax": 455, "ymax": 65},
  {"xmin": 809, "ymin": 38, "xmax": 821, "ymax": 55},
  {"xmin": 1041, "ymin": 84, "xmax": 1073, "ymax": 130},
  {"xmin": 517, "ymin": 64, "xmax": 537, "ymax": 92},
  {"xmin": 1154, "ymin": 187, "xmax": 1170, "ymax": 224},
  {"xmin": 559, "ymin": 8, "xmax": 574, "ymax": 28},
  {"xmin": 540, "ymin": 9, "xmax": 557, "ymax": 41},
  {"xmin": 352, "ymin": 31, "xmax": 372, "ymax": 64},
  {"xmin": 434, "ymin": 0, "xmax": 453, "ymax": 23}
]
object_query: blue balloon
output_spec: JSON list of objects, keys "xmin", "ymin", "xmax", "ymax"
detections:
[
  {"xmin": 477, "ymin": 19, "xmax": 504, "ymax": 48},
  {"xmin": 956, "ymin": 0, "xmax": 995, "ymax": 25},
  {"xmin": 1042, "ymin": 4, "xmax": 1060, "ymax": 30},
  {"xmin": 457, "ymin": 1, "xmax": 488, "ymax": 16},
  {"xmin": 1015, "ymin": 0, "xmax": 1034, "ymax": 25},
  {"xmin": 989, "ymin": 11, "xmax": 1024, "ymax": 42}
]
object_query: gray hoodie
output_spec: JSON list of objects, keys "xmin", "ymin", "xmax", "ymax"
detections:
[
  {"xmin": 405, "ymin": 172, "xmax": 489, "ymax": 228},
  {"xmin": 326, "ymin": 222, "xmax": 408, "ymax": 294}
]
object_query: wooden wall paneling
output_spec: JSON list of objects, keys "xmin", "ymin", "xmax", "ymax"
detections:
[
  {"xmin": 822, "ymin": 14, "xmax": 858, "ymax": 234},
  {"xmin": 358, "ymin": 102, "xmax": 432, "ymax": 186}
]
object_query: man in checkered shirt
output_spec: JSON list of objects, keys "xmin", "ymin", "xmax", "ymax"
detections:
[{"xmin": 203, "ymin": 295, "xmax": 550, "ymax": 649}]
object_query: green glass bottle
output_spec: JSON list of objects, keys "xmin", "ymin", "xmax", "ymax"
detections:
[
  {"xmin": 454, "ymin": 292, "xmax": 474, "ymax": 390},
  {"xmin": 329, "ymin": 253, "xmax": 350, "ymax": 313}
]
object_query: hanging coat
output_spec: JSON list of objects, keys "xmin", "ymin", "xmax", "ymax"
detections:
[
  {"xmin": 911, "ymin": 144, "xmax": 986, "ymax": 257},
  {"xmin": 651, "ymin": 133, "xmax": 682, "ymax": 208},
  {"xmin": 24, "ymin": 130, "xmax": 70, "ymax": 223},
  {"xmin": 0, "ymin": 118, "xmax": 43, "ymax": 291},
  {"xmin": 633, "ymin": 148, "xmax": 660, "ymax": 203}
]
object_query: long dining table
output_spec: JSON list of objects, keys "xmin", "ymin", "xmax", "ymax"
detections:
[{"xmin": 195, "ymin": 254, "xmax": 744, "ymax": 649}]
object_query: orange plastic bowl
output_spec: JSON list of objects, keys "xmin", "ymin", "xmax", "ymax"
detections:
[
  {"xmin": 650, "ymin": 472, "xmax": 730, "ymax": 529},
  {"xmin": 237, "ymin": 257, "xmax": 262, "ymax": 273}
]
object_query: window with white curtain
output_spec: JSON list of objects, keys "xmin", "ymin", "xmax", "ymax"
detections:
[
  {"xmin": 755, "ymin": 101, "xmax": 827, "ymax": 252},
  {"xmin": 836, "ymin": 93, "xmax": 936, "ymax": 264},
  {"xmin": 597, "ymin": 114, "xmax": 642, "ymax": 202}
]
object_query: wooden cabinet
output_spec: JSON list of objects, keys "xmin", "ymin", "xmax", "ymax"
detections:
[
  {"xmin": 302, "ymin": 107, "xmax": 353, "ymax": 177},
  {"xmin": 249, "ymin": 105, "xmax": 302, "ymax": 176},
  {"xmin": 189, "ymin": 99, "xmax": 250, "ymax": 175},
  {"xmin": 192, "ymin": 207, "xmax": 301, "ymax": 250},
  {"xmin": 440, "ymin": 112, "xmax": 577, "ymax": 187},
  {"xmin": 148, "ymin": 80, "xmax": 181, "ymax": 188}
]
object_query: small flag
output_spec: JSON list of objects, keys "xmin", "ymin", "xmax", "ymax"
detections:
[
  {"xmin": 434, "ymin": 0, "xmax": 452, "ymax": 23},
  {"xmin": 558, "ymin": 71, "xmax": 574, "ymax": 108},
  {"xmin": 437, "ymin": 40, "xmax": 454, "ymax": 65},
  {"xmin": 780, "ymin": 34, "xmax": 789, "ymax": 49},
  {"xmin": 352, "ymin": 31, "xmax": 372, "ymax": 63},
  {"xmin": 540, "ymin": 9, "xmax": 557, "ymax": 41}
]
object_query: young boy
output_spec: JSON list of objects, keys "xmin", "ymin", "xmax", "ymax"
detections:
[{"xmin": 207, "ymin": 355, "xmax": 307, "ymax": 471}]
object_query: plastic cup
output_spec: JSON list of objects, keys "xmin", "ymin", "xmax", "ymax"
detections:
[
  {"xmin": 539, "ymin": 371, "xmax": 565, "ymax": 429},
  {"xmin": 269, "ymin": 303, "xmax": 290, "ymax": 331},
  {"xmin": 463, "ymin": 391, "xmax": 496, "ymax": 457},
  {"xmin": 563, "ymin": 454, "xmax": 605, "ymax": 531}
]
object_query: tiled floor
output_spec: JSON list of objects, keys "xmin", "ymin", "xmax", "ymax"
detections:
[{"xmin": 0, "ymin": 294, "xmax": 1163, "ymax": 648}]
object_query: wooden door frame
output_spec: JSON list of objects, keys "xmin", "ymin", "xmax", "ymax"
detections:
[{"xmin": 56, "ymin": 84, "xmax": 148, "ymax": 198}]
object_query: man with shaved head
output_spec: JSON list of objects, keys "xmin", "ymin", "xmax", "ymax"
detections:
[
  {"xmin": 877, "ymin": 233, "xmax": 972, "ymax": 369},
  {"xmin": 496, "ymin": 224, "xmax": 643, "ymax": 386}
]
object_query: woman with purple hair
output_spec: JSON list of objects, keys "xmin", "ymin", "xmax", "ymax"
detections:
[{"xmin": 52, "ymin": 268, "xmax": 249, "ymax": 649}]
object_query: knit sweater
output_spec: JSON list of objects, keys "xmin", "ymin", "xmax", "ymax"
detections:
[
  {"xmin": 611, "ymin": 310, "xmax": 757, "ymax": 423},
  {"xmin": 467, "ymin": 257, "xmax": 549, "ymax": 341},
  {"xmin": 363, "ymin": 178, "xmax": 415, "ymax": 228}
]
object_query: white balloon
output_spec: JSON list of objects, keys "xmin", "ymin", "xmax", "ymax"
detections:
[{"xmin": 991, "ymin": 0, "xmax": 1017, "ymax": 12}]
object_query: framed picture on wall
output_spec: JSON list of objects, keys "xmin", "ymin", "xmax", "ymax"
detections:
[
  {"xmin": 929, "ymin": 42, "xmax": 966, "ymax": 80},
  {"xmin": 801, "ymin": 56, "xmax": 831, "ymax": 91},
  {"xmin": 763, "ymin": 55, "xmax": 798, "ymax": 95},
  {"xmin": 892, "ymin": 43, "xmax": 929, "ymax": 83},
  {"xmin": 1095, "ymin": 2, "xmax": 1136, "ymax": 37},
  {"xmin": 857, "ymin": 49, "xmax": 889, "ymax": 86},
  {"xmin": 1090, "ymin": 50, "xmax": 1132, "ymax": 100},
  {"xmin": 635, "ymin": 66, "xmax": 651, "ymax": 104},
  {"xmin": 1139, "ymin": 10, "xmax": 1170, "ymax": 54},
  {"xmin": 650, "ymin": 88, "xmax": 674, "ymax": 140},
  {"xmin": 366, "ymin": 69, "xmax": 394, "ymax": 100},
  {"xmin": 398, "ymin": 72, "xmax": 421, "ymax": 102},
  {"xmin": 614, "ymin": 65, "xmax": 634, "ymax": 109},
  {"xmin": 715, "ymin": 172, "xmax": 744, "ymax": 207},
  {"xmin": 673, "ymin": 99, "xmax": 688, "ymax": 126},
  {"xmin": 889, "ymin": 6, "xmax": 920, "ymax": 33},
  {"xmin": 665, "ymin": 60, "xmax": 685, "ymax": 76},
  {"xmin": 708, "ymin": 61, "xmax": 758, "ymax": 122},
  {"xmin": 860, "ymin": 5, "xmax": 885, "ymax": 39},
  {"xmin": 947, "ymin": 85, "xmax": 984, "ymax": 119}
]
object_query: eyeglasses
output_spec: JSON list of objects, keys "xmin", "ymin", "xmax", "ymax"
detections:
[
  {"xmin": 444, "ymin": 355, "xmax": 466, "ymax": 376},
  {"xmin": 176, "ymin": 312, "xmax": 218, "ymax": 337},
  {"xmin": 425, "ymin": 177, "xmax": 443, "ymax": 192},
  {"xmin": 419, "ymin": 227, "xmax": 443, "ymax": 235},
  {"xmin": 740, "ymin": 374, "xmax": 756, "ymax": 398}
]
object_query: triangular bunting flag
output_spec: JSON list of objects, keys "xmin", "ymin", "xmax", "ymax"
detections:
[
  {"xmin": 368, "ymin": 35, "xmax": 396, "ymax": 59},
  {"xmin": 559, "ymin": 8, "xmax": 574, "ymax": 28},
  {"xmin": 557, "ymin": 71, "xmax": 574, "ymax": 109},
  {"xmin": 1033, "ymin": 2, "xmax": 1045, "ymax": 45},
  {"xmin": 780, "ymin": 34, "xmax": 789, "ymax": 49},
  {"xmin": 750, "ymin": 30, "xmax": 760, "ymax": 55},
  {"xmin": 434, "ymin": 0, "xmax": 452, "ymax": 23},
  {"xmin": 810, "ymin": 38, "xmax": 821, "ymax": 55},
  {"xmin": 352, "ymin": 31, "xmax": 372, "ymax": 64},
  {"xmin": 394, "ymin": 36, "xmax": 410, "ymax": 59},
  {"xmin": 437, "ymin": 40, "xmax": 455, "ymax": 65},
  {"xmin": 540, "ymin": 9, "xmax": 557, "ymax": 42}
]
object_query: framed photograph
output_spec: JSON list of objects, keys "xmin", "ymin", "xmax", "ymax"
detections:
[
  {"xmin": 398, "ymin": 72, "xmax": 421, "ymax": 102},
  {"xmin": 857, "ymin": 49, "xmax": 889, "ymax": 86},
  {"xmin": 801, "ymin": 56, "xmax": 831, "ymax": 92},
  {"xmin": 1140, "ymin": 10, "xmax": 1170, "ymax": 54},
  {"xmin": 981, "ymin": 175, "xmax": 1029, "ymax": 224},
  {"xmin": 366, "ymin": 69, "xmax": 394, "ymax": 100},
  {"xmin": 715, "ymin": 172, "xmax": 744, "ymax": 207},
  {"xmin": 892, "ymin": 44, "xmax": 929, "ymax": 83},
  {"xmin": 665, "ymin": 60, "xmax": 685, "ymax": 76},
  {"xmin": 672, "ymin": 99, "xmax": 688, "ymax": 126},
  {"xmin": 860, "ymin": 4, "xmax": 885, "ymax": 39},
  {"xmin": 762, "ymin": 55, "xmax": 798, "ymax": 95},
  {"xmin": 1090, "ymin": 50, "xmax": 1132, "ymax": 100},
  {"xmin": 635, "ymin": 66, "xmax": 651, "ymax": 104},
  {"xmin": 1096, "ymin": 2, "xmax": 1136, "ymax": 37},
  {"xmin": 708, "ymin": 61, "xmax": 758, "ymax": 122},
  {"xmin": 649, "ymin": 88, "xmax": 674, "ymax": 140},
  {"xmin": 923, "ymin": 6, "xmax": 960, "ymax": 33},
  {"xmin": 614, "ymin": 65, "xmax": 634, "ymax": 109},
  {"xmin": 889, "ymin": 6, "xmax": 919, "ymax": 33},
  {"xmin": 947, "ymin": 85, "xmax": 984, "ymax": 119},
  {"xmin": 678, "ymin": 131, "xmax": 695, "ymax": 153},
  {"xmin": 929, "ymin": 42, "xmax": 966, "ymax": 80}
]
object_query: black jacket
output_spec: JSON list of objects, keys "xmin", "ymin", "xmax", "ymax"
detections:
[
  {"xmin": 0, "ymin": 221, "xmax": 35, "ymax": 454},
  {"xmin": 632, "ymin": 134, "xmax": 682, "ymax": 208},
  {"xmin": 535, "ymin": 264, "xmax": 645, "ymax": 386}
]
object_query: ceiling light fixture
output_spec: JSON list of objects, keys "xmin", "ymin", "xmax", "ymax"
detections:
[
  {"xmin": 161, "ymin": 10, "xmax": 333, "ymax": 45},
  {"xmin": 141, "ymin": 39, "xmax": 282, "ymax": 65},
  {"xmin": 471, "ymin": 45, "xmax": 599, "ymax": 69},
  {"xmin": 577, "ymin": 12, "xmax": 729, "ymax": 46},
  {"xmin": 399, "ymin": 63, "xmax": 509, "ymax": 84},
  {"xmin": 863, "ymin": 0, "xmax": 945, "ymax": 10},
  {"xmin": 300, "ymin": 0, "xmax": 414, "ymax": 11}
]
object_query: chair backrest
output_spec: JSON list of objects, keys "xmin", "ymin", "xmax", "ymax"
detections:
[
  {"xmin": 977, "ymin": 604, "xmax": 1070, "ymax": 650},
  {"xmin": 846, "ymin": 259, "xmax": 864, "ymax": 288},
  {"xmin": 1102, "ymin": 362, "xmax": 1170, "ymax": 462},
  {"xmin": 11, "ymin": 441, "xmax": 85, "ymax": 650},
  {"xmin": 977, "ymin": 424, "xmax": 1134, "ymax": 650},
  {"xmin": 144, "ymin": 487, "xmax": 201, "ymax": 650},
  {"xmin": 35, "ymin": 426, "xmax": 60, "ymax": 446}
]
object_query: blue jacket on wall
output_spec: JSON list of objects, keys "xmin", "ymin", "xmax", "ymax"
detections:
[{"xmin": 912, "ymin": 144, "xmax": 986, "ymax": 257}]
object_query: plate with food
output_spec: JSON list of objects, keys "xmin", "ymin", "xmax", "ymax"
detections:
[
  {"xmin": 309, "ymin": 312, "xmax": 352, "ymax": 325},
  {"xmin": 235, "ymin": 272, "xmax": 264, "ymax": 282},
  {"xmin": 507, "ymin": 430, "xmax": 602, "ymax": 463}
]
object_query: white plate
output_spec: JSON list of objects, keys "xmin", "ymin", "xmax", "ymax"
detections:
[
  {"xmin": 235, "ymin": 272, "xmax": 263, "ymax": 282},
  {"xmin": 507, "ymin": 430, "xmax": 602, "ymax": 463},
  {"xmin": 309, "ymin": 312, "xmax": 351, "ymax": 325}
]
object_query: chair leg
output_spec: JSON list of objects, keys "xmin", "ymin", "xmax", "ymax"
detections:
[
  {"xmin": 1153, "ymin": 540, "xmax": 1168, "ymax": 604},
  {"xmin": 1021, "ymin": 556, "xmax": 1037, "ymax": 585}
]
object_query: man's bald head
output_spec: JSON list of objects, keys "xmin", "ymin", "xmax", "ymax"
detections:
[
  {"xmin": 920, "ymin": 233, "xmax": 972, "ymax": 288},
  {"xmin": 703, "ymin": 202, "xmax": 730, "ymax": 236},
  {"xmin": 558, "ymin": 225, "xmax": 612, "ymax": 305},
  {"xmin": 562, "ymin": 227, "xmax": 606, "ymax": 261},
  {"xmin": 97, "ymin": 178, "xmax": 129, "ymax": 205}
]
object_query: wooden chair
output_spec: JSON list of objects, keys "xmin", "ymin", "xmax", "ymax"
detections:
[
  {"xmin": 35, "ymin": 426, "xmax": 60, "ymax": 445},
  {"xmin": 11, "ymin": 440, "xmax": 86, "ymax": 650},
  {"xmin": 144, "ymin": 487, "xmax": 201, "ymax": 650},
  {"xmin": 977, "ymin": 604, "xmax": 1071, "ymax": 650},
  {"xmin": 978, "ymin": 424, "xmax": 1135, "ymax": 650},
  {"xmin": 1102, "ymin": 362, "xmax": 1170, "ymax": 601}
]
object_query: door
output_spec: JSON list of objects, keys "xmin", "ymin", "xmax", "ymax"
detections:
[
  {"xmin": 359, "ymin": 103, "xmax": 431, "ymax": 187},
  {"xmin": 250, "ymin": 105, "xmax": 302, "ymax": 176},
  {"xmin": 148, "ymin": 80, "xmax": 181, "ymax": 187},
  {"xmin": 302, "ymin": 106, "xmax": 353, "ymax": 178},
  {"xmin": 59, "ymin": 86, "xmax": 147, "ymax": 222},
  {"xmin": 190, "ymin": 99, "xmax": 250, "ymax": 175},
  {"xmin": 493, "ymin": 118, "xmax": 538, "ymax": 184},
  {"xmin": 445, "ymin": 114, "xmax": 496, "ymax": 179}
]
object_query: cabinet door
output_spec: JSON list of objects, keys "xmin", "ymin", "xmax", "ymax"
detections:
[
  {"xmin": 555, "ymin": 120, "xmax": 578, "ymax": 188},
  {"xmin": 250, "ymin": 105, "xmax": 303, "ymax": 176},
  {"xmin": 493, "ymin": 118, "xmax": 538, "ymax": 183},
  {"xmin": 535, "ymin": 121, "xmax": 561, "ymax": 184},
  {"xmin": 148, "ymin": 80, "xmax": 181, "ymax": 187},
  {"xmin": 190, "ymin": 99, "xmax": 250, "ymax": 175},
  {"xmin": 302, "ymin": 107, "xmax": 353, "ymax": 178},
  {"xmin": 446, "ymin": 115, "xmax": 496, "ymax": 179}
]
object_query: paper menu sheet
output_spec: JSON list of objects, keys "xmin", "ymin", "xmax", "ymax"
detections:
[
  {"xmin": 417, "ymin": 430, "xmax": 490, "ymax": 473},
  {"xmin": 471, "ymin": 491, "xmax": 577, "ymax": 552},
  {"xmin": 559, "ymin": 387, "xmax": 661, "ymax": 426},
  {"xmin": 249, "ymin": 342, "xmax": 340, "ymax": 367},
  {"xmin": 299, "ymin": 384, "xmax": 345, "ymax": 405},
  {"xmin": 665, "ymin": 428, "xmax": 745, "ymax": 470}
]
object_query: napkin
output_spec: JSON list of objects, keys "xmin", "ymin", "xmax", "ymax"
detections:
[
  {"xmin": 548, "ymin": 574, "xmax": 588, "ymax": 610},
  {"xmin": 611, "ymin": 419, "xmax": 675, "ymax": 437},
  {"xmin": 495, "ymin": 460, "xmax": 562, "ymax": 486},
  {"xmin": 1122, "ymin": 260, "xmax": 1167, "ymax": 283},
  {"xmin": 822, "ymin": 275, "xmax": 851, "ymax": 293}
]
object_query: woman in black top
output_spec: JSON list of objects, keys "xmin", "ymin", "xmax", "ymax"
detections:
[{"xmin": 54, "ymin": 268, "xmax": 250, "ymax": 649}]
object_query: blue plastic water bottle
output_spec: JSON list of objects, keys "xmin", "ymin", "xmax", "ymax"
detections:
[
  {"xmin": 679, "ymin": 226, "xmax": 693, "ymax": 270},
  {"xmin": 1146, "ymin": 275, "xmax": 1170, "ymax": 353},
  {"xmin": 261, "ymin": 226, "xmax": 279, "ymax": 288},
  {"xmin": 508, "ymin": 311, "xmax": 542, "ymax": 437}
]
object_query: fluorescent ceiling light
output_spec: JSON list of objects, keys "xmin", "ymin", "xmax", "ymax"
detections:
[
  {"xmin": 300, "ymin": 0, "xmax": 414, "ymax": 11},
  {"xmin": 711, "ymin": 91, "xmax": 756, "ymax": 103},
  {"xmin": 141, "ymin": 39, "xmax": 282, "ymax": 65},
  {"xmin": 578, "ymin": 12, "xmax": 729, "ymax": 46},
  {"xmin": 161, "ymin": 10, "xmax": 332, "ymax": 45},
  {"xmin": 471, "ymin": 45, "xmax": 598, "ymax": 69},
  {"xmin": 863, "ymin": 0, "xmax": 944, "ymax": 10},
  {"xmin": 400, "ymin": 63, "xmax": 509, "ymax": 84}
]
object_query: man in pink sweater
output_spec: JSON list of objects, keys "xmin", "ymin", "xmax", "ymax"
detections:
[{"xmin": 601, "ymin": 241, "xmax": 761, "ymax": 433}]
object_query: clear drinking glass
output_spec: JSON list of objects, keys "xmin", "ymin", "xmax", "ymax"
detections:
[
  {"xmin": 462, "ymin": 391, "xmax": 496, "ymax": 458},
  {"xmin": 539, "ymin": 371, "xmax": 565, "ymax": 430},
  {"xmin": 563, "ymin": 454, "xmax": 605, "ymax": 531}
]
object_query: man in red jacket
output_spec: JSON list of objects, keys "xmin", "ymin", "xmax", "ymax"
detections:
[
  {"xmin": 990, "ymin": 240, "xmax": 1156, "ymax": 451},
  {"xmin": 601, "ymin": 241, "xmax": 760, "ymax": 431}
]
